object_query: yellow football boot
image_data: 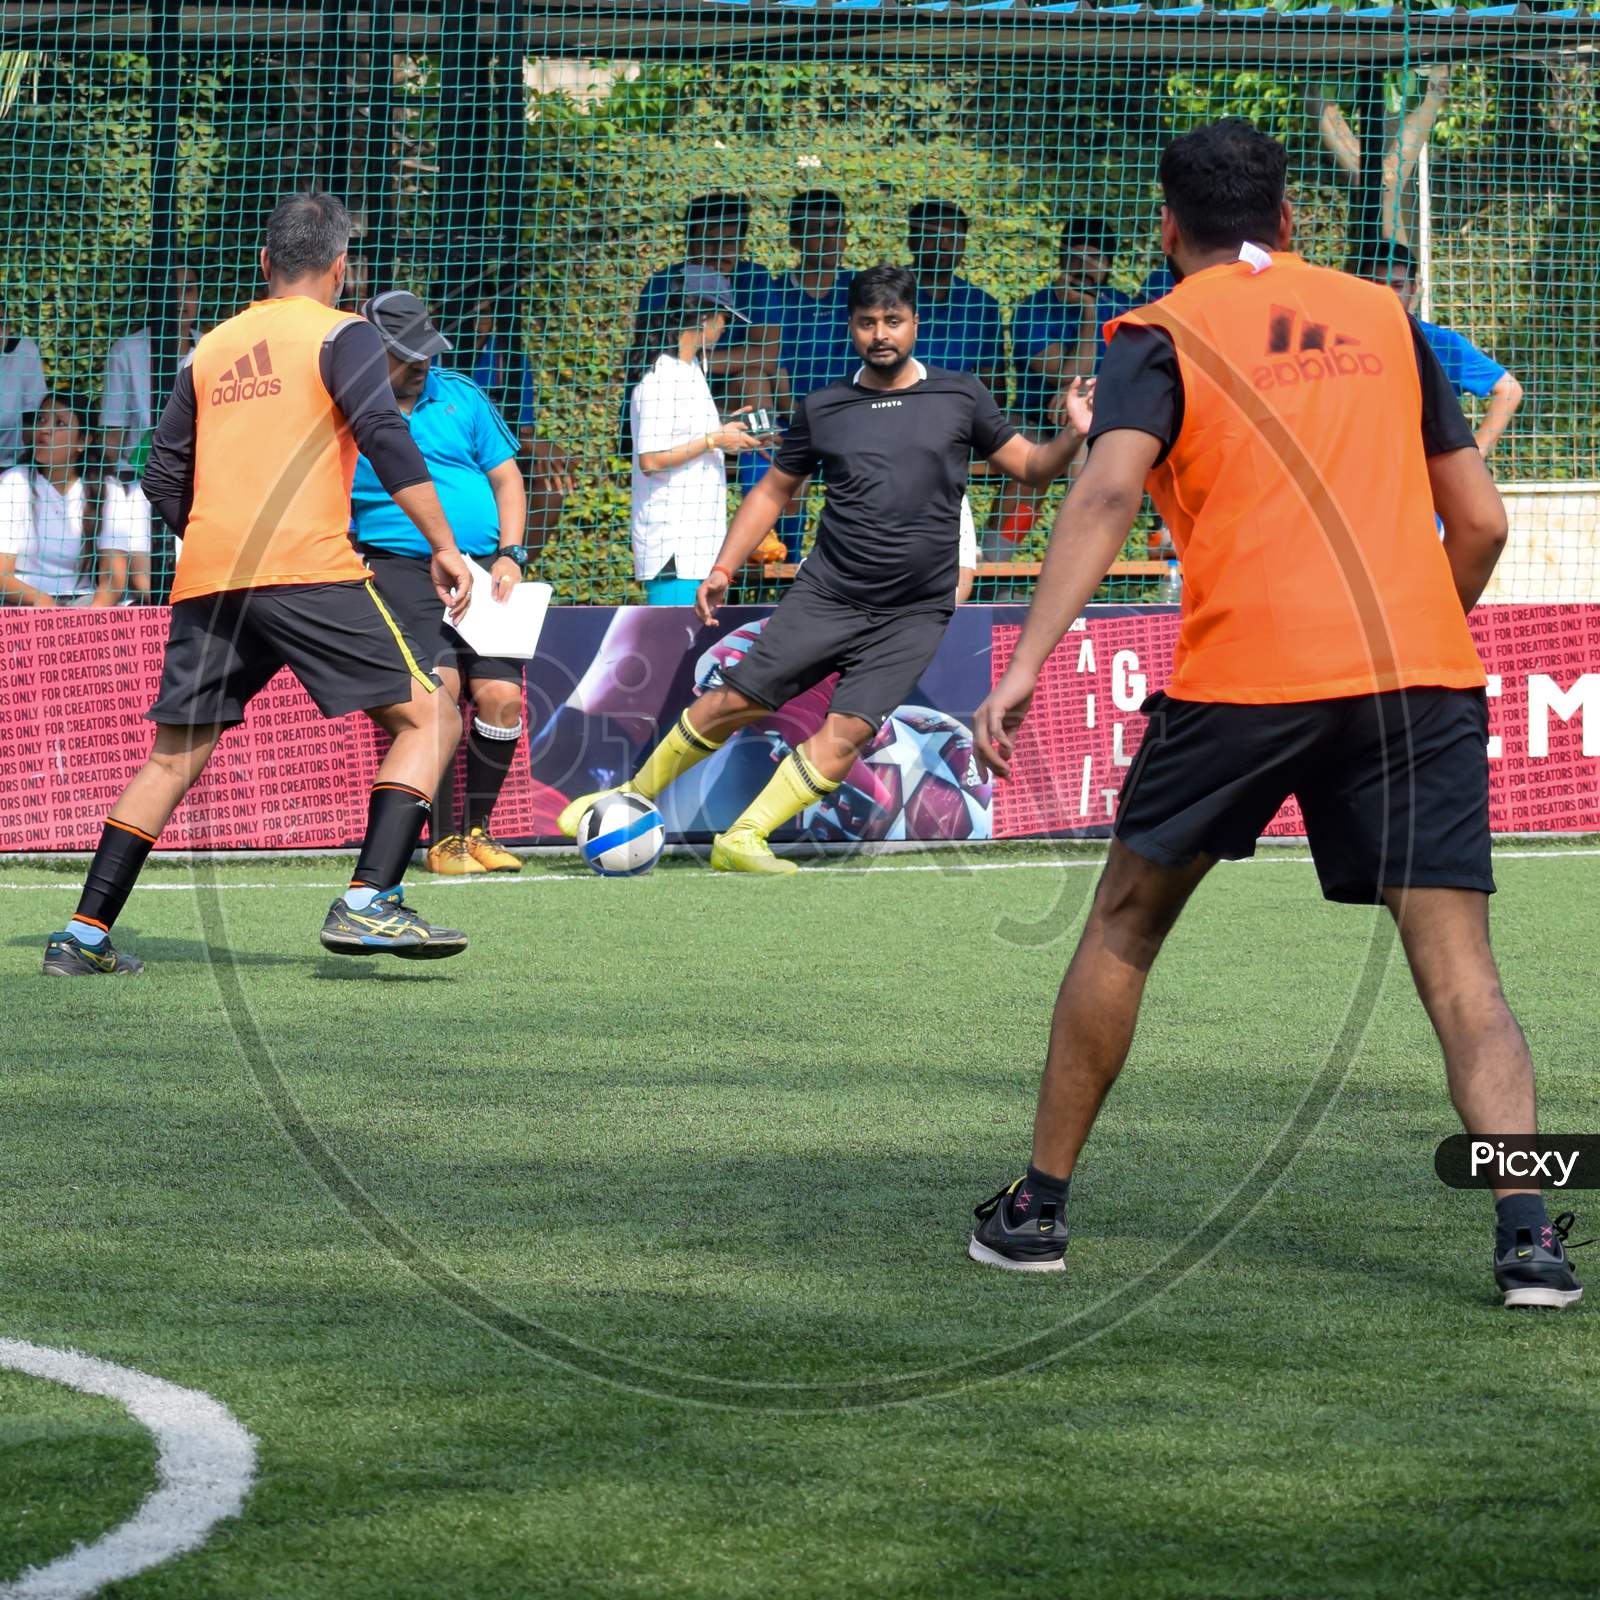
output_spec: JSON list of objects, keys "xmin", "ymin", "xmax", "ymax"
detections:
[
  {"xmin": 556, "ymin": 784, "xmax": 630, "ymax": 839},
  {"xmin": 464, "ymin": 826, "xmax": 522, "ymax": 872},
  {"xmin": 425, "ymin": 833, "xmax": 487, "ymax": 875},
  {"xmin": 709, "ymin": 829, "xmax": 798, "ymax": 876}
]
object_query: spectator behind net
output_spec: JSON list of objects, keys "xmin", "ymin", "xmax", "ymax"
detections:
[
  {"xmin": 0, "ymin": 392, "xmax": 152, "ymax": 607},
  {"xmin": 625, "ymin": 270, "xmax": 769, "ymax": 606}
]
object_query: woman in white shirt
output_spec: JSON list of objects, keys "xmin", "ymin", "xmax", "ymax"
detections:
[
  {"xmin": 628, "ymin": 278, "xmax": 768, "ymax": 604},
  {"xmin": 0, "ymin": 395, "xmax": 152, "ymax": 607}
]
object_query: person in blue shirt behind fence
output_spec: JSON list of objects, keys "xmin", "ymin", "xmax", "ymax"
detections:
[
  {"xmin": 1360, "ymin": 240, "xmax": 1524, "ymax": 460},
  {"xmin": 993, "ymin": 216, "xmax": 1132, "ymax": 552},
  {"xmin": 767, "ymin": 188, "xmax": 855, "ymax": 558},
  {"xmin": 904, "ymin": 199, "xmax": 1007, "ymax": 399},
  {"xmin": 351, "ymin": 291, "xmax": 536, "ymax": 878}
]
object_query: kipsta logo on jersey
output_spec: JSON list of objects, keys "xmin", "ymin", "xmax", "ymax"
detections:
[
  {"xmin": 210, "ymin": 341, "xmax": 282, "ymax": 406},
  {"xmin": 1251, "ymin": 306, "xmax": 1384, "ymax": 392}
]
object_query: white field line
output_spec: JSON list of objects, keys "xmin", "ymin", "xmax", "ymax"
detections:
[
  {"xmin": 0, "ymin": 1340, "xmax": 254, "ymax": 1600},
  {"xmin": 0, "ymin": 845, "xmax": 1596, "ymax": 894}
]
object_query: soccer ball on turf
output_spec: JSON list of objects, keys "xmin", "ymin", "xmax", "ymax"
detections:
[{"xmin": 576, "ymin": 792, "xmax": 666, "ymax": 877}]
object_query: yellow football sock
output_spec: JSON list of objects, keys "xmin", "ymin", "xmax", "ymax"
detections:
[
  {"xmin": 631, "ymin": 710, "xmax": 727, "ymax": 800},
  {"xmin": 726, "ymin": 748, "xmax": 840, "ymax": 840}
]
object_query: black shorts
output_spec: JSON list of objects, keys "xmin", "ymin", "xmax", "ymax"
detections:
[
  {"xmin": 1115, "ymin": 686, "xmax": 1494, "ymax": 904},
  {"xmin": 723, "ymin": 571, "xmax": 953, "ymax": 729},
  {"xmin": 359, "ymin": 548, "xmax": 525, "ymax": 687},
  {"xmin": 147, "ymin": 580, "xmax": 439, "ymax": 727}
]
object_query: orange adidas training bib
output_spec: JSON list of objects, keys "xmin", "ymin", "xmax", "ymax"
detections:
[
  {"xmin": 170, "ymin": 296, "xmax": 368, "ymax": 603},
  {"xmin": 1104, "ymin": 253, "xmax": 1486, "ymax": 703}
]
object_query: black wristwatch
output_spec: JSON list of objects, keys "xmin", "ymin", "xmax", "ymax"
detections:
[{"xmin": 494, "ymin": 545, "xmax": 531, "ymax": 567}]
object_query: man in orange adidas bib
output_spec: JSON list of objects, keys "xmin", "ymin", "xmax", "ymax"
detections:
[
  {"xmin": 44, "ymin": 194, "xmax": 479, "ymax": 972},
  {"xmin": 965, "ymin": 121, "xmax": 1579, "ymax": 1309}
]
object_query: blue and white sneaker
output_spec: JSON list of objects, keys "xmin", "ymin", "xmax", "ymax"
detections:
[
  {"xmin": 1495, "ymin": 1211, "xmax": 1589, "ymax": 1309},
  {"xmin": 42, "ymin": 931, "xmax": 144, "ymax": 976},
  {"xmin": 319, "ymin": 887, "xmax": 467, "ymax": 960}
]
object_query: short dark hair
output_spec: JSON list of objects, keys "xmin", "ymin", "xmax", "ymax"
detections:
[
  {"xmin": 684, "ymin": 192, "xmax": 749, "ymax": 236},
  {"xmin": 1158, "ymin": 119, "xmax": 1287, "ymax": 253},
  {"xmin": 1354, "ymin": 237, "xmax": 1418, "ymax": 282},
  {"xmin": 907, "ymin": 199, "xmax": 967, "ymax": 236},
  {"xmin": 1059, "ymin": 216, "xmax": 1117, "ymax": 266},
  {"xmin": 263, "ymin": 192, "xmax": 351, "ymax": 279},
  {"xmin": 848, "ymin": 264, "xmax": 917, "ymax": 315},
  {"xmin": 788, "ymin": 188, "xmax": 845, "ymax": 247}
]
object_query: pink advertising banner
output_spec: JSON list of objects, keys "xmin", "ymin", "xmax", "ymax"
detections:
[{"xmin": 1, "ymin": 603, "xmax": 1596, "ymax": 852}]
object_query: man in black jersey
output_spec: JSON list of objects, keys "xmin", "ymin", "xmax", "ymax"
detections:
[{"xmin": 557, "ymin": 264, "xmax": 1092, "ymax": 873}]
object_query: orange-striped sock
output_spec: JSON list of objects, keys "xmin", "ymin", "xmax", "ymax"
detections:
[
  {"xmin": 348, "ymin": 781, "xmax": 432, "ymax": 899},
  {"xmin": 71, "ymin": 816, "xmax": 158, "ymax": 937}
]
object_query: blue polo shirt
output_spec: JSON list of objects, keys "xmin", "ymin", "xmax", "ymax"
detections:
[
  {"xmin": 1136, "ymin": 265, "xmax": 1177, "ymax": 304},
  {"xmin": 1416, "ymin": 318, "xmax": 1507, "ymax": 399},
  {"xmin": 910, "ymin": 276, "xmax": 1005, "ymax": 380},
  {"xmin": 466, "ymin": 337, "xmax": 536, "ymax": 432},
  {"xmin": 351, "ymin": 368, "xmax": 519, "ymax": 558},
  {"xmin": 1010, "ymin": 282, "xmax": 1133, "ymax": 416},
  {"xmin": 634, "ymin": 259, "xmax": 780, "ymax": 347},
  {"xmin": 771, "ymin": 270, "xmax": 855, "ymax": 403}
]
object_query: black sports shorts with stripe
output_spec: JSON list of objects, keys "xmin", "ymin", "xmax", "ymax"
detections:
[
  {"xmin": 721, "ymin": 567, "xmax": 953, "ymax": 730},
  {"xmin": 1114, "ymin": 685, "xmax": 1495, "ymax": 904},
  {"xmin": 358, "ymin": 547, "xmax": 525, "ymax": 687},
  {"xmin": 147, "ymin": 579, "xmax": 440, "ymax": 728}
]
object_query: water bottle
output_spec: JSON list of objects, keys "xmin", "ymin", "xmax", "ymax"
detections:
[{"xmin": 1158, "ymin": 558, "xmax": 1181, "ymax": 604}]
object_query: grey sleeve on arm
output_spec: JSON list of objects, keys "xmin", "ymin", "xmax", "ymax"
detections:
[
  {"xmin": 141, "ymin": 360, "xmax": 198, "ymax": 535},
  {"xmin": 320, "ymin": 320, "xmax": 432, "ymax": 493}
]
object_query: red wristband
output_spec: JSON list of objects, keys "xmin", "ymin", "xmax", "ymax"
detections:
[{"xmin": 712, "ymin": 564, "xmax": 735, "ymax": 582}]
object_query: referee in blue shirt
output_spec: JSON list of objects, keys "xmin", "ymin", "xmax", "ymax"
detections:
[
  {"xmin": 1361, "ymin": 241, "xmax": 1524, "ymax": 459},
  {"xmin": 353, "ymin": 291, "xmax": 533, "ymax": 876}
]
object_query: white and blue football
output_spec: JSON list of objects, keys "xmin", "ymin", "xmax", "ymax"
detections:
[{"xmin": 576, "ymin": 791, "xmax": 666, "ymax": 877}]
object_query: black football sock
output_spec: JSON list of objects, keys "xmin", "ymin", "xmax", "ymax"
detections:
[
  {"xmin": 464, "ymin": 715, "xmax": 522, "ymax": 833},
  {"xmin": 349, "ymin": 782, "xmax": 432, "ymax": 891},
  {"xmin": 1495, "ymin": 1192, "xmax": 1552, "ymax": 1254},
  {"xmin": 70, "ymin": 817, "xmax": 157, "ymax": 938},
  {"xmin": 527, "ymin": 705, "xmax": 647, "ymax": 796},
  {"xmin": 1006, "ymin": 1164, "xmax": 1071, "ymax": 1227}
]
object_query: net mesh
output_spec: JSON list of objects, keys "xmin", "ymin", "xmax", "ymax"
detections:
[{"xmin": 0, "ymin": 3, "xmax": 1595, "ymax": 607}]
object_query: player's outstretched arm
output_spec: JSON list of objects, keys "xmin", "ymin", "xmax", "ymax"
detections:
[
  {"xmin": 1430, "ymin": 445, "xmax": 1508, "ymax": 613},
  {"xmin": 987, "ymin": 377, "xmax": 1096, "ymax": 488},
  {"xmin": 1475, "ymin": 371, "xmax": 1523, "ymax": 458},
  {"xmin": 972, "ymin": 427, "xmax": 1156, "ymax": 780},
  {"xmin": 695, "ymin": 465, "xmax": 804, "ymax": 625}
]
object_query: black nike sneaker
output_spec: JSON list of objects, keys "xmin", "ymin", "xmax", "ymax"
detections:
[
  {"xmin": 1495, "ymin": 1211, "xmax": 1589, "ymax": 1309},
  {"xmin": 319, "ymin": 887, "xmax": 468, "ymax": 960},
  {"xmin": 968, "ymin": 1178, "xmax": 1068, "ymax": 1273},
  {"xmin": 41, "ymin": 931, "xmax": 144, "ymax": 977}
]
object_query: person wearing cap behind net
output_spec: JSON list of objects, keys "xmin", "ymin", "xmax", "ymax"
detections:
[
  {"xmin": 352, "ymin": 290, "xmax": 535, "ymax": 875},
  {"xmin": 625, "ymin": 268, "xmax": 772, "ymax": 605}
]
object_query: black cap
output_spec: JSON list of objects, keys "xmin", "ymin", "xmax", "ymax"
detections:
[
  {"xmin": 675, "ymin": 265, "xmax": 751, "ymax": 324},
  {"xmin": 361, "ymin": 289, "xmax": 452, "ymax": 361}
]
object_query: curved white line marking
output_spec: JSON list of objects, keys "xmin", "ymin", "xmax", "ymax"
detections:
[{"xmin": 0, "ymin": 1339, "xmax": 255, "ymax": 1600}]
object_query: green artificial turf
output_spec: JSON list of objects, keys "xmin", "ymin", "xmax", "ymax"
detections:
[{"xmin": 1, "ymin": 844, "xmax": 1597, "ymax": 1598}]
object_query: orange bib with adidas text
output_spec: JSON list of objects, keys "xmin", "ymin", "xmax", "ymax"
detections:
[
  {"xmin": 1104, "ymin": 253, "xmax": 1485, "ymax": 703},
  {"xmin": 170, "ymin": 297, "xmax": 368, "ymax": 603}
]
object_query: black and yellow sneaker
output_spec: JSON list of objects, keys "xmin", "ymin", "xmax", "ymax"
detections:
[
  {"xmin": 319, "ymin": 887, "xmax": 468, "ymax": 961},
  {"xmin": 41, "ymin": 931, "xmax": 144, "ymax": 977},
  {"xmin": 968, "ymin": 1178, "xmax": 1068, "ymax": 1273},
  {"xmin": 1495, "ymin": 1211, "xmax": 1589, "ymax": 1309}
]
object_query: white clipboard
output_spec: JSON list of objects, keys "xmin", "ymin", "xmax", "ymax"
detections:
[{"xmin": 443, "ymin": 555, "xmax": 551, "ymax": 661}]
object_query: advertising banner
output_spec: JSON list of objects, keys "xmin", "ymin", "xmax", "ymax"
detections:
[{"xmin": 1, "ymin": 603, "xmax": 1595, "ymax": 852}]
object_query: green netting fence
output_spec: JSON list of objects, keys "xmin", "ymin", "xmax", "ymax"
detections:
[{"xmin": 0, "ymin": 2, "xmax": 1596, "ymax": 606}]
